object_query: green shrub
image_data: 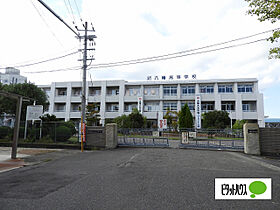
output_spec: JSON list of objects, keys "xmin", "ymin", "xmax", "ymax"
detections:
[
  {"xmin": 62, "ymin": 121, "xmax": 77, "ymax": 135},
  {"xmin": 52, "ymin": 126, "xmax": 72, "ymax": 142},
  {"xmin": 0, "ymin": 126, "xmax": 11, "ymax": 139}
]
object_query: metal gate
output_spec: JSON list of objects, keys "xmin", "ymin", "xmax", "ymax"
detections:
[
  {"xmin": 179, "ymin": 129, "xmax": 244, "ymax": 151},
  {"xmin": 118, "ymin": 129, "xmax": 169, "ymax": 147}
]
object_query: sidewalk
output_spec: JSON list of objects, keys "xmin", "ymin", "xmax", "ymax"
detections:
[{"xmin": 0, "ymin": 147, "xmax": 61, "ymax": 173}]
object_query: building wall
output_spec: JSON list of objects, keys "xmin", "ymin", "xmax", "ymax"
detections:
[
  {"xmin": 0, "ymin": 67, "xmax": 27, "ymax": 85},
  {"xmin": 39, "ymin": 78, "xmax": 265, "ymax": 127}
]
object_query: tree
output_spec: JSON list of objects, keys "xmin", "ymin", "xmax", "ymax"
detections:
[
  {"xmin": 86, "ymin": 103, "xmax": 100, "ymax": 126},
  {"xmin": 232, "ymin": 120, "xmax": 247, "ymax": 129},
  {"xmin": 40, "ymin": 114, "xmax": 59, "ymax": 122},
  {"xmin": 0, "ymin": 83, "xmax": 48, "ymax": 120},
  {"xmin": 114, "ymin": 114, "xmax": 131, "ymax": 128},
  {"xmin": 245, "ymin": 0, "xmax": 280, "ymax": 59},
  {"xmin": 202, "ymin": 110, "xmax": 231, "ymax": 129},
  {"xmin": 178, "ymin": 104, "xmax": 194, "ymax": 129},
  {"xmin": 163, "ymin": 108, "xmax": 179, "ymax": 130},
  {"xmin": 129, "ymin": 108, "xmax": 144, "ymax": 128}
]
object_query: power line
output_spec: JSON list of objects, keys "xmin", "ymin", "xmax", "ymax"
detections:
[
  {"xmin": 88, "ymin": 38, "xmax": 267, "ymax": 69},
  {"xmin": 91, "ymin": 28, "xmax": 277, "ymax": 68},
  {"xmin": 0, "ymin": 47, "xmax": 77, "ymax": 67},
  {"xmin": 23, "ymin": 66, "xmax": 81, "ymax": 74},
  {"xmin": 22, "ymin": 37, "xmax": 267, "ymax": 74},
  {"xmin": 30, "ymin": 0, "xmax": 64, "ymax": 48},
  {"xmin": 0, "ymin": 51, "xmax": 79, "ymax": 69},
  {"xmin": 67, "ymin": 0, "xmax": 77, "ymax": 25},
  {"xmin": 73, "ymin": 0, "xmax": 83, "ymax": 23}
]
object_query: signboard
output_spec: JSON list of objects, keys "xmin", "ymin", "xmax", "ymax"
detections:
[
  {"xmin": 138, "ymin": 97, "xmax": 143, "ymax": 114},
  {"xmin": 147, "ymin": 74, "xmax": 197, "ymax": 81},
  {"xmin": 195, "ymin": 95, "xmax": 201, "ymax": 129},
  {"xmin": 153, "ymin": 131, "xmax": 160, "ymax": 137},
  {"xmin": 26, "ymin": 105, "xmax": 43, "ymax": 120},
  {"xmin": 182, "ymin": 132, "xmax": 188, "ymax": 144},
  {"xmin": 79, "ymin": 122, "xmax": 86, "ymax": 143},
  {"xmin": 158, "ymin": 119, "xmax": 167, "ymax": 129},
  {"xmin": 188, "ymin": 132, "xmax": 197, "ymax": 138}
]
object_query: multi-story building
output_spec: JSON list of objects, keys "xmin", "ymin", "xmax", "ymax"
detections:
[
  {"xmin": 0, "ymin": 67, "xmax": 27, "ymax": 85},
  {"xmin": 39, "ymin": 78, "xmax": 265, "ymax": 127}
]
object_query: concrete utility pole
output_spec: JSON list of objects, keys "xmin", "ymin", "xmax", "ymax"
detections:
[
  {"xmin": 36, "ymin": 0, "xmax": 96, "ymax": 150},
  {"xmin": 81, "ymin": 22, "xmax": 88, "ymax": 128}
]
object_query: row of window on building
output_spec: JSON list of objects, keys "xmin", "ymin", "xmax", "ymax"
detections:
[
  {"xmin": 52, "ymin": 101, "xmax": 257, "ymax": 113},
  {"xmin": 45, "ymin": 84, "xmax": 254, "ymax": 98}
]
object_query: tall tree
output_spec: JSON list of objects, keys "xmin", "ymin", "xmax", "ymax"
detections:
[
  {"xmin": 114, "ymin": 114, "xmax": 131, "ymax": 128},
  {"xmin": 245, "ymin": 0, "xmax": 280, "ymax": 59},
  {"xmin": 129, "ymin": 108, "xmax": 144, "ymax": 128},
  {"xmin": 178, "ymin": 104, "xmax": 194, "ymax": 129},
  {"xmin": 202, "ymin": 110, "xmax": 231, "ymax": 129},
  {"xmin": 0, "ymin": 83, "xmax": 47, "ymax": 120}
]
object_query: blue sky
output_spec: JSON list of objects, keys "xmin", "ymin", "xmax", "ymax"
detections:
[{"xmin": 0, "ymin": 0, "xmax": 279, "ymax": 117}]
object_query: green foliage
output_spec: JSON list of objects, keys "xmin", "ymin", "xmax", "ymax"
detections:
[
  {"xmin": 0, "ymin": 126, "xmax": 11, "ymax": 139},
  {"xmin": 52, "ymin": 126, "xmax": 72, "ymax": 142},
  {"xmin": 40, "ymin": 114, "xmax": 59, "ymax": 122},
  {"xmin": 178, "ymin": 104, "xmax": 194, "ymax": 129},
  {"xmin": 129, "ymin": 108, "xmax": 144, "ymax": 128},
  {"xmin": 232, "ymin": 120, "xmax": 247, "ymax": 129},
  {"xmin": 0, "ymin": 83, "xmax": 48, "ymax": 119},
  {"xmin": 114, "ymin": 114, "xmax": 131, "ymax": 128},
  {"xmin": 62, "ymin": 121, "xmax": 76, "ymax": 135},
  {"xmin": 245, "ymin": 0, "xmax": 280, "ymax": 59},
  {"xmin": 86, "ymin": 103, "xmax": 100, "ymax": 126},
  {"xmin": 202, "ymin": 110, "xmax": 231, "ymax": 129},
  {"xmin": 164, "ymin": 108, "xmax": 179, "ymax": 130}
]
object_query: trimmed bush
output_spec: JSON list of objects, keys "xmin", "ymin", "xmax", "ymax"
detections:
[
  {"xmin": 0, "ymin": 126, "xmax": 11, "ymax": 139},
  {"xmin": 53, "ymin": 126, "xmax": 72, "ymax": 142},
  {"xmin": 62, "ymin": 121, "xmax": 77, "ymax": 135}
]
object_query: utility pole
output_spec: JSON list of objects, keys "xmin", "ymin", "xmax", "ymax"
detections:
[
  {"xmin": 77, "ymin": 22, "xmax": 96, "ymax": 151},
  {"xmin": 36, "ymin": 1, "xmax": 96, "ymax": 151},
  {"xmin": 82, "ymin": 22, "xmax": 88, "ymax": 131}
]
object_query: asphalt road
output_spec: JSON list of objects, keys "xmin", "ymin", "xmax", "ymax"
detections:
[{"xmin": 0, "ymin": 148, "xmax": 279, "ymax": 210}]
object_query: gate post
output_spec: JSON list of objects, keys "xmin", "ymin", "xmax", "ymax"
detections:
[
  {"xmin": 105, "ymin": 123, "xmax": 118, "ymax": 149},
  {"xmin": 243, "ymin": 123, "xmax": 260, "ymax": 155}
]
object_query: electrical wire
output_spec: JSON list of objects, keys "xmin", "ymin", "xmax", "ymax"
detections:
[
  {"xmin": 22, "ymin": 37, "xmax": 267, "ymax": 74},
  {"xmin": 23, "ymin": 66, "xmax": 81, "ymax": 74},
  {"xmin": 73, "ymin": 0, "xmax": 83, "ymax": 23},
  {"xmin": 0, "ymin": 47, "xmax": 77, "ymax": 67},
  {"xmin": 0, "ymin": 51, "xmax": 79, "ymax": 69},
  {"xmin": 67, "ymin": 0, "xmax": 77, "ymax": 25},
  {"xmin": 29, "ymin": 0, "xmax": 64, "ymax": 48},
  {"xmin": 88, "ymin": 38, "xmax": 267, "ymax": 69},
  {"xmin": 90, "ymin": 28, "xmax": 278, "ymax": 68}
]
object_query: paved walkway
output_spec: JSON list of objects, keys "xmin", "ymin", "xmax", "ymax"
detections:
[{"xmin": 0, "ymin": 147, "xmax": 61, "ymax": 173}]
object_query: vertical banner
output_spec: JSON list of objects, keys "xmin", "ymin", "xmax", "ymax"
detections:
[
  {"xmin": 195, "ymin": 95, "xmax": 201, "ymax": 129},
  {"xmin": 138, "ymin": 97, "xmax": 143, "ymax": 114},
  {"xmin": 158, "ymin": 119, "xmax": 167, "ymax": 129}
]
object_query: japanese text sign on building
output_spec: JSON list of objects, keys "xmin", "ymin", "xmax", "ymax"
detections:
[{"xmin": 147, "ymin": 74, "xmax": 197, "ymax": 81}]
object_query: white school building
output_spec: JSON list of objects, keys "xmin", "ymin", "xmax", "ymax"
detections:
[{"xmin": 39, "ymin": 78, "xmax": 265, "ymax": 128}]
